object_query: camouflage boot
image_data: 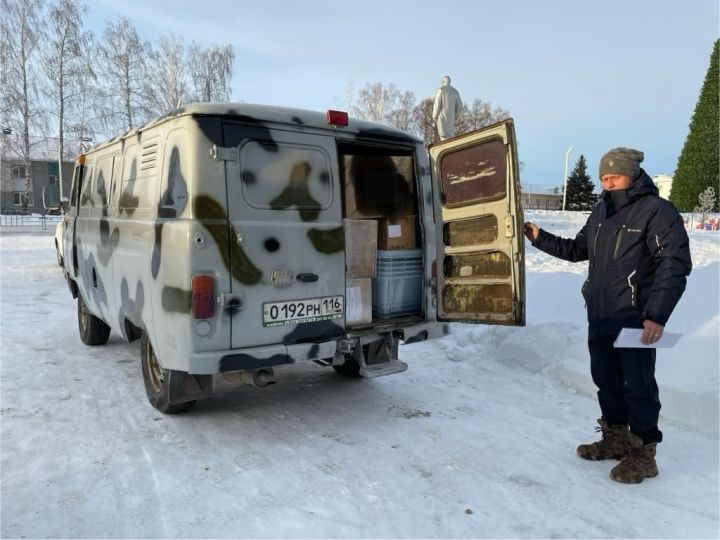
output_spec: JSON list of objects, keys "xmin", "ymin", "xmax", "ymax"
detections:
[
  {"xmin": 610, "ymin": 432, "xmax": 658, "ymax": 484},
  {"xmin": 576, "ymin": 418, "xmax": 629, "ymax": 461}
]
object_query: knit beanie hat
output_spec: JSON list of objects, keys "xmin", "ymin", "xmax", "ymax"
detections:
[{"xmin": 598, "ymin": 147, "xmax": 644, "ymax": 179}]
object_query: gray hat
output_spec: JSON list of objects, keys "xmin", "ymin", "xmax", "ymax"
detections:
[{"xmin": 599, "ymin": 147, "xmax": 644, "ymax": 179}]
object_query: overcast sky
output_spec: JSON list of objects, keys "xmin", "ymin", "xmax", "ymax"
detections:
[{"xmin": 87, "ymin": 0, "xmax": 717, "ymax": 189}]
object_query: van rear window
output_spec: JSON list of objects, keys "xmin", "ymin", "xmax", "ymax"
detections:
[{"xmin": 238, "ymin": 141, "xmax": 332, "ymax": 211}]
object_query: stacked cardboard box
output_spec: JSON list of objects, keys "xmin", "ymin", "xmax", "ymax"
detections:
[
  {"xmin": 344, "ymin": 219, "xmax": 377, "ymax": 278},
  {"xmin": 344, "ymin": 219, "xmax": 376, "ymax": 326},
  {"xmin": 341, "ymin": 155, "xmax": 416, "ymax": 219},
  {"xmin": 377, "ymin": 215, "xmax": 417, "ymax": 250},
  {"xmin": 345, "ymin": 276, "xmax": 372, "ymax": 326}
]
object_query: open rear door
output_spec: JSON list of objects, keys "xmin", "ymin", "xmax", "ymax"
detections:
[{"xmin": 429, "ymin": 119, "xmax": 525, "ymax": 325}]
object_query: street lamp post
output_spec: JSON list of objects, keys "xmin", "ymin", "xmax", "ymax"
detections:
[{"xmin": 562, "ymin": 146, "xmax": 573, "ymax": 211}]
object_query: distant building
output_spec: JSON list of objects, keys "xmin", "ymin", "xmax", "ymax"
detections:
[
  {"xmin": 521, "ymin": 184, "xmax": 563, "ymax": 210},
  {"xmin": 0, "ymin": 137, "xmax": 74, "ymax": 215},
  {"xmin": 652, "ymin": 174, "xmax": 673, "ymax": 200}
]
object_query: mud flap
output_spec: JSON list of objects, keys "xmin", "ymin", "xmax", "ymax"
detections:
[{"xmin": 167, "ymin": 372, "xmax": 214, "ymax": 405}]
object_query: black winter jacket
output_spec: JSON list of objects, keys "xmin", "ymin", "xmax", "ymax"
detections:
[{"xmin": 533, "ymin": 170, "xmax": 692, "ymax": 332}]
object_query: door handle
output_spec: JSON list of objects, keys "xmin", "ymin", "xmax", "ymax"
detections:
[{"xmin": 296, "ymin": 273, "xmax": 319, "ymax": 283}]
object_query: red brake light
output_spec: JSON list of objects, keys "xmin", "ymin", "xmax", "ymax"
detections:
[
  {"xmin": 192, "ymin": 275, "xmax": 215, "ymax": 319},
  {"xmin": 326, "ymin": 110, "xmax": 349, "ymax": 126}
]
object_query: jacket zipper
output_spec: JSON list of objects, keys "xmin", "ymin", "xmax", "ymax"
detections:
[
  {"xmin": 613, "ymin": 226, "xmax": 626, "ymax": 260},
  {"xmin": 592, "ymin": 223, "xmax": 602, "ymax": 265}
]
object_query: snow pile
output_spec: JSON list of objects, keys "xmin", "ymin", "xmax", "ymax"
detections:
[{"xmin": 0, "ymin": 211, "xmax": 718, "ymax": 539}]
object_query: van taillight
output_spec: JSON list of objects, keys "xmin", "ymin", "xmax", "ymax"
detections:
[
  {"xmin": 326, "ymin": 110, "xmax": 349, "ymax": 126},
  {"xmin": 192, "ymin": 275, "xmax": 215, "ymax": 319}
]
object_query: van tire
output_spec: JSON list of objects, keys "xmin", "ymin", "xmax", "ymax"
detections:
[
  {"xmin": 141, "ymin": 333, "xmax": 196, "ymax": 414},
  {"xmin": 77, "ymin": 294, "xmax": 110, "ymax": 345},
  {"xmin": 333, "ymin": 355, "xmax": 361, "ymax": 378}
]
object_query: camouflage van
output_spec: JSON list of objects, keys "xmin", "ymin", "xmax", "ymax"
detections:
[{"xmin": 60, "ymin": 103, "xmax": 525, "ymax": 413}]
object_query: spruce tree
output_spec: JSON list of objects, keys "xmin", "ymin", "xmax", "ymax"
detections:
[
  {"xmin": 565, "ymin": 154, "xmax": 596, "ymax": 211},
  {"xmin": 670, "ymin": 40, "xmax": 719, "ymax": 212}
]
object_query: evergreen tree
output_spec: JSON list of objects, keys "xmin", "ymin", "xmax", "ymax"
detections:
[
  {"xmin": 670, "ymin": 40, "xmax": 719, "ymax": 212},
  {"xmin": 565, "ymin": 154, "xmax": 596, "ymax": 211}
]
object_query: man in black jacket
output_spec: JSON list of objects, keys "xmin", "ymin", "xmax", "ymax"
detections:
[{"xmin": 524, "ymin": 147, "xmax": 691, "ymax": 484}]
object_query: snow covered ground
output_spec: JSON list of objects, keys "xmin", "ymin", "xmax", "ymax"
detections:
[{"xmin": 1, "ymin": 211, "xmax": 718, "ymax": 539}]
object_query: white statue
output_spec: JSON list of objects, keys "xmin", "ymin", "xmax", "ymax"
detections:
[{"xmin": 432, "ymin": 75, "xmax": 462, "ymax": 140}]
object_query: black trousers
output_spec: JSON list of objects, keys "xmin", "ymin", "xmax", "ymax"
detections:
[{"xmin": 588, "ymin": 330, "xmax": 662, "ymax": 444}]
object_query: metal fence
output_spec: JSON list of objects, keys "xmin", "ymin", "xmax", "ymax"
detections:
[{"xmin": 0, "ymin": 214, "xmax": 62, "ymax": 230}]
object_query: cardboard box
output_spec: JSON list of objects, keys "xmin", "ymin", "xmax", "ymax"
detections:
[
  {"xmin": 342, "ymin": 155, "xmax": 416, "ymax": 219},
  {"xmin": 377, "ymin": 215, "xmax": 417, "ymax": 250},
  {"xmin": 345, "ymin": 277, "xmax": 372, "ymax": 326},
  {"xmin": 344, "ymin": 219, "xmax": 377, "ymax": 277}
]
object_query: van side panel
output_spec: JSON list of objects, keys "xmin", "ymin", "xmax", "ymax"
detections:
[
  {"xmin": 75, "ymin": 158, "xmax": 108, "ymax": 319},
  {"xmin": 148, "ymin": 118, "xmax": 232, "ymax": 372}
]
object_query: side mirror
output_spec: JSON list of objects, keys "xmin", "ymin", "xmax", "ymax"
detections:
[{"xmin": 60, "ymin": 196, "xmax": 69, "ymax": 213}]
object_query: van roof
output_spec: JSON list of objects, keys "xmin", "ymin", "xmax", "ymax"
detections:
[{"xmin": 89, "ymin": 102, "xmax": 421, "ymax": 153}]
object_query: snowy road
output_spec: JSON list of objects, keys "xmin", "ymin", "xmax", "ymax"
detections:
[{"xmin": 1, "ymin": 215, "xmax": 718, "ymax": 539}]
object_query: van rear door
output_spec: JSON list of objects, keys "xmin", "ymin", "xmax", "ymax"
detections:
[
  {"xmin": 429, "ymin": 119, "xmax": 525, "ymax": 325},
  {"xmin": 222, "ymin": 124, "xmax": 346, "ymax": 349}
]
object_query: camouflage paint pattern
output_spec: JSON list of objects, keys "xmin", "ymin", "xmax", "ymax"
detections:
[{"xmin": 62, "ymin": 103, "xmax": 449, "ymax": 378}]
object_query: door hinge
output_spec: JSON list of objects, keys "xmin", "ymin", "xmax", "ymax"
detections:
[{"xmin": 210, "ymin": 145, "xmax": 237, "ymax": 161}]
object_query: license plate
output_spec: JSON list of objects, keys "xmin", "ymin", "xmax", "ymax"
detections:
[{"xmin": 263, "ymin": 296, "xmax": 344, "ymax": 327}]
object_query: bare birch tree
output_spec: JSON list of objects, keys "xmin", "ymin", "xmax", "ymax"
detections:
[
  {"xmin": 387, "ymin": 89, "xmax": 416, "ymax": 132},
  {"xmin": 65, "ymin": 32, "xmax": 101, "ymax": 154},
  {"xmin": 456, "ymin": 98, "xmax": 509, "ymax": 134},
  {"xmin": 411, "ymin": 97, "xmax": 438, "ymax": 145},
  {"xmin": 98, "ymin": 16, "xmax": 151, "ymax": 132},
  {"xmin": 1, "ymin": 0, "xmax": 46, "ymax": 210},
  {"xmin": 352, "ymin": 82, "xmax": 396, "ymax": 124},
  {"xmin": 188, "ymin": 43, "xmax": 234, "ymax": 102},
  {"xmin": 43, "ymin": 0, "xmax": 88, "ymax": 198},
  {"xmin": 146, "ymin": 34, "xmax": 190, "ymax": 115},
  {"xmin": 352, "ymin": 83, "xmax": 416, "ymax": 131}
]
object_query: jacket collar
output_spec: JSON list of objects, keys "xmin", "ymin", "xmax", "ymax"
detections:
[{"xmin": 600, "ymin": 169, "xmax": 657, "ymax": 216}]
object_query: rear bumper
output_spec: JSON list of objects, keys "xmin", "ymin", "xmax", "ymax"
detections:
[
  {"xmin": 184, "ymin": 321, "xmax": 448, "ymax": 374},
  {"xmin": 186, "ymin": 341, "xmax": 338, "ymax": 374}
]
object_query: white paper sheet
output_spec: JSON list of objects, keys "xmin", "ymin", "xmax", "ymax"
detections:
[{"xmin": 613, "ymin": 328, "xmax": 682, "ymax": 349}]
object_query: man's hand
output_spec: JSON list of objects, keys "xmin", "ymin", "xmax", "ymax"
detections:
[
  {"xmin": 524, "ymin": 222, "xmax": 539, "ymax": 242},
  {"xmin": 640, "ymin": 319, "xmax": 664, "ymax": 345}
]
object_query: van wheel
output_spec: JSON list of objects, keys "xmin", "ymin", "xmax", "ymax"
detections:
[
  {"xmin": 333, "ymin": 355, "xmax": 361, "ymax": 378},
  {"xmin": 55, "ymin": 241, "xmax": 63, "ymax": 266},
  {"xmin": 77, "ymin": 294, "xmax": 110, "ymax": 345},
  {"xmin": 141, "ymin": 333, "xmax": 196, "ymax": 414}
]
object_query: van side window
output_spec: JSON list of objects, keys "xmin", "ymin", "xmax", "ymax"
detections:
[
  {"xmin": 109, "ymin": 153, "xmax": 122, "ymax": 208},
  {"xmin": 79, "ymin": 163, "xmax": 94, "ymax": 207},
  {"xmin": 239, "ymin": 141, "xmax": 332, "ymax": 210},
  {"xmin": 70, "ymin": 165, "xmax": 80, "ymax": 207},
  {"xmin": 120, "ymin": 140, "xmax": 157, "ymax": 211},
  {"xmin": 94, "ymin": 155, "xmax": 113, "ymax": 208},
  {"xmin": 159, "ymin": 129, "xmax": 188, "ymax": 217},
  {"xmin": 119, "ymin": 144, "xmax": 140, "ymax": 210}
]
